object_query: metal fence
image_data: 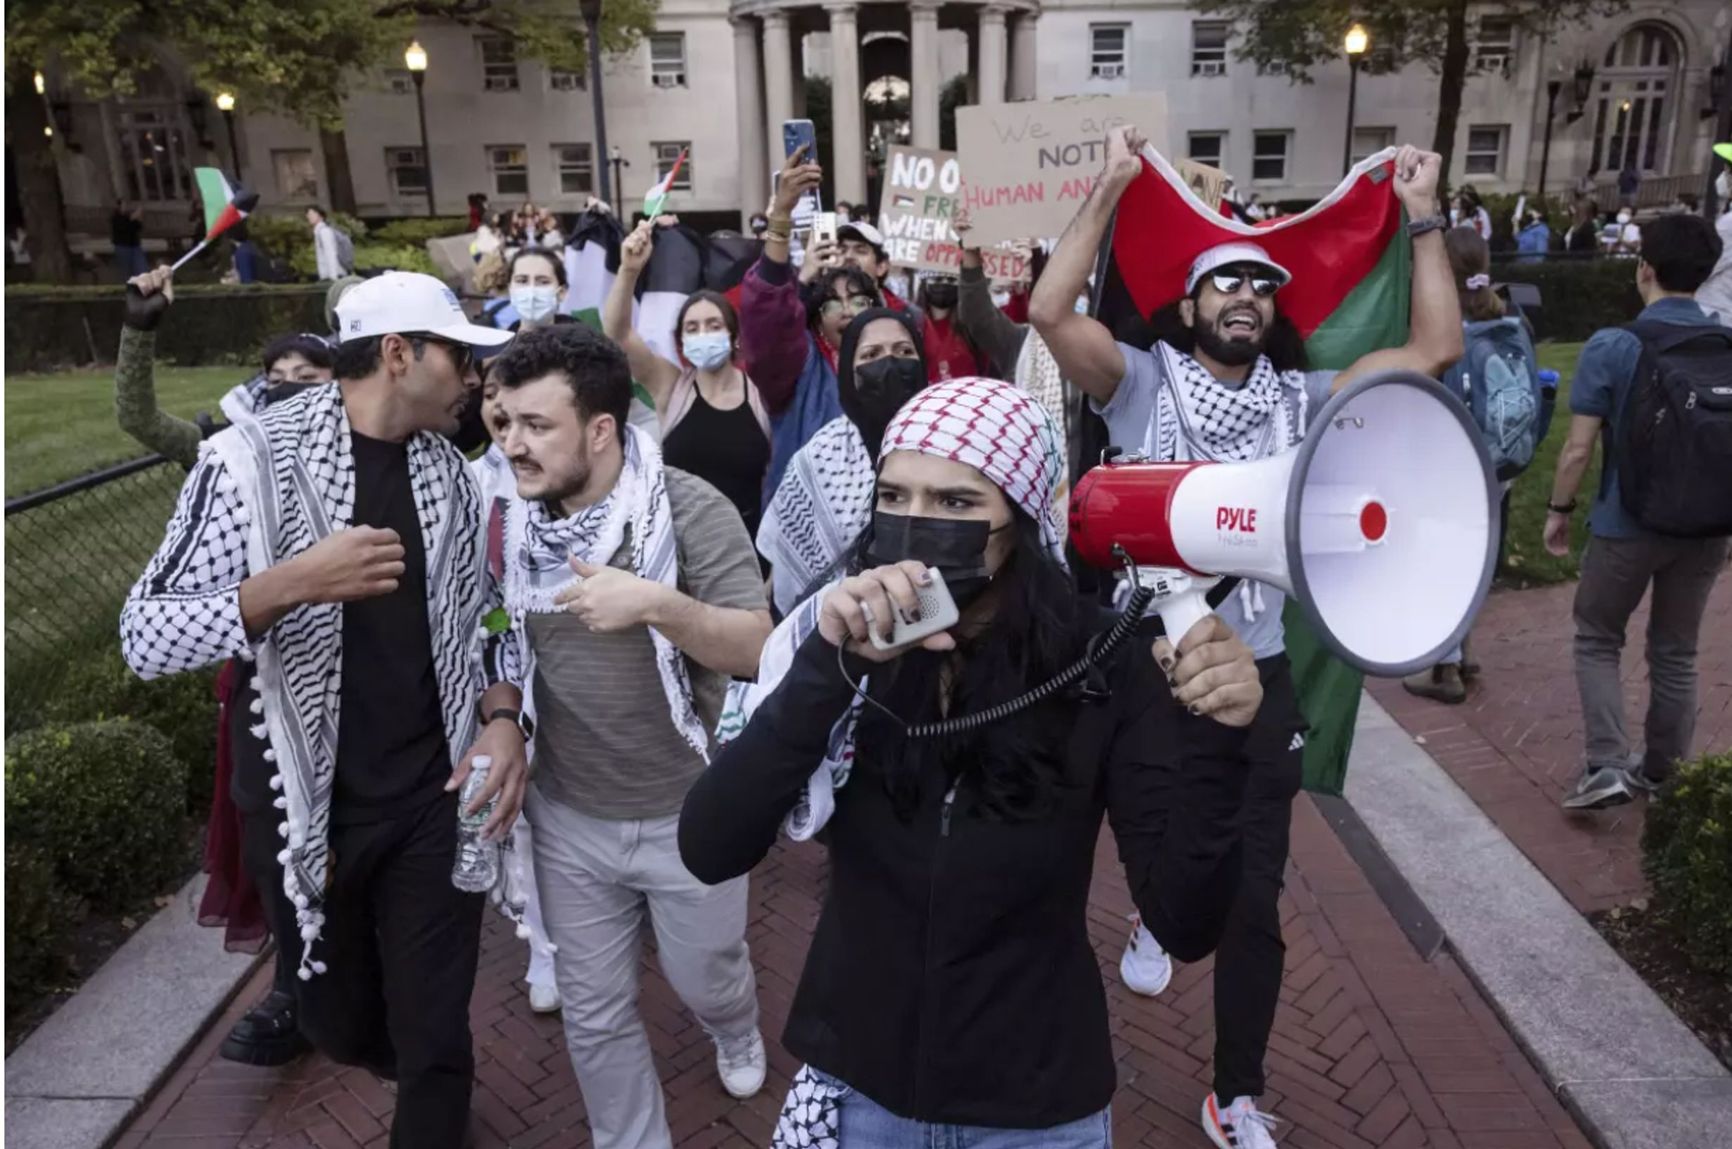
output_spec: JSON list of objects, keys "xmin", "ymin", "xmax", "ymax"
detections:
[{"xmin": 5, "ymin": 455, "xmax": 185, "ymax": 723}]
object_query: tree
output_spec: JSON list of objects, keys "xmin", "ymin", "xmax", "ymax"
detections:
[
  {"xmin": 4, "ymin": 0, "xmax": 658, "ymax": 279},
  {"xmin": 1190, "ymin": 0, "xmax": 1628, "ymax": 195}
]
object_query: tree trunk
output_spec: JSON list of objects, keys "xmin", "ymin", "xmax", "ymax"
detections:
[
  {"xmin": 1430, "ymin": 0, "xmax": 1471, "ymax": 205},
  {"xmin": 7, "ymin": 63, "xmax": 75, "ymax": 283},
  {"xmin": 319, "ymin": 126, "xmax": 357, "ymax": 215}
]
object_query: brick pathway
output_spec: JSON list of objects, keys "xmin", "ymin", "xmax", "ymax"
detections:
[
  {"xmin": 1368, "ymin": 570, "xmax": 1732, "ymax": 914},
  {"xmin": 117, "ymin": 795, "xmax": 1588, "ymax": 1148}
]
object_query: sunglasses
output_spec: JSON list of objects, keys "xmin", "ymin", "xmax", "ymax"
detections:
[
  {"xmin": 1209, "ymin": 272, "xmax": 1281, "ymax": 298},
  {"xmin": 409, "ymin": 334, "xmax": 476, "ymax": 375},
  {"xmin": 821, "ymin": 295, "xmax": 873, "ymax": 318}
]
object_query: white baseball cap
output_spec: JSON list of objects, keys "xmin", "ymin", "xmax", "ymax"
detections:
[
  {"xmin": 838, "ymin": 220, "xmax": 887, "ymax": 253},
  {"xmin": 334, "ymin": 271, "xmax": 514, "ymax": 346},
  {"xmin": 1185, "ymin": 242, "xmax": 1294, "ymax": 296}
]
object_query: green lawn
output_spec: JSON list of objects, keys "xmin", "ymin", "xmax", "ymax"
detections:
[
  {"xmin": 4, "ymin": 366, "xmax": 242, "ymax": 497},
  {"xmin": 1502, "ymin": 341, "xmax": 1593, "ymax": 586}
]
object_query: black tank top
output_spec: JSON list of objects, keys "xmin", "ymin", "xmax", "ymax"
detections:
[{"xmin": 661, "ymin": 382, "xmax": 771, "ymax": 538}]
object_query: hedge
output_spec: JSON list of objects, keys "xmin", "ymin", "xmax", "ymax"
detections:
[
  {"xmin": 5, "ymin": 841, "xmax": 85, "ymax": 1001},
  {"xmin": 1642, "ymin": 752, "xmax": 1732, "ymax": 978},
  {"xmin": 5, "ymin": 719, "xmax": 190, "ymax": 910},
  {"xmin": 1491, "ymin": 256, "xmax": 1644, "ymax": 343}
]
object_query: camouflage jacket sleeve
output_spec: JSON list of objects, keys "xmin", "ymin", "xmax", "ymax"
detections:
[{"xmin": 114, "ymin": 327, "xmax": 203, "ymax": 469}]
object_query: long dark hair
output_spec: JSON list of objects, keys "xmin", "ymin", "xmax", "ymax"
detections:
[
  {"xmin": 1148, "ymin": 298, "xmax": 1310, "ymax": 372},
  {"xmin": 849, "ymin": 509, "xmax": 1089, "ymax": 824}
]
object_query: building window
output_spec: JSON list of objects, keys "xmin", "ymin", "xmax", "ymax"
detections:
[
  {"xmin": 1591, "ymin": 23, "xmax": 1681, "ymax": 174},
  {"xmin": 1089, "ymin": 25, "xmax": 1128, "ymax": 80},
  {"xmin": 1251, "ymin": 131, "xmax": 1290, "ymax": 182},
  {"xmin": 386, "ymin": 146, "xmax": 427, "ymax": 198},
  {"xmin": 549, "ymin": 67, "xmax": 584, "ymax": 92},
  {"xmin": 650, "ymin": 33, "xmax": 687, "ymax": 88},
  {"xmin": 1187, "ymin": 132, "xmax": 1226, "ymax": 167},
  {"xmin": 652, "ymin": 141, "xmax": 693, "ymax": 191},
  {"xmin": 385, "ymin": 69, "xmax": 414, "ymax": 95},
  {"xmin": 1258, "ymin": 60, "xmax": 1289, "ymax": 77},
  {"xmin": 1191, "ymin": 21, "xmax": 1229, "ymax": 77},
  {"xmin": 1350, "ymin": 126, "xmax": 1394, "ymax": 165},
  {"xmin": 478, "ymin": 36, "xmax": 520, "ymax": 92},
  {"xmin": 117, "ymin": 110, "xmax": 196, "ymax": 202},
  {"xmin": 1475, "ymin": 17, "xmax": 1514, "ymax": 74},
  {"xmin": 1464, "ymin": 125, "xmax": 1506, "ymax": 176},
  {"xmin": 272, "ymin": 149, "xmax": 318, "ymax": 200},
  {"xmin": 488, "ymin": 144, "xmax": 529, "ymax": 196},
  {"xmin": 555, "ymin": 144, "xmax": 594, "ymax": 195}
]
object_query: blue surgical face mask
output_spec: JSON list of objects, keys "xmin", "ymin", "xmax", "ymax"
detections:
[
  {"xmin": 510, "ymin": 283, "xmax": 561, "ymax": 324},
  {"xmin": 683, "ymin": 331, "xmax": 733, "ymax": 371}
]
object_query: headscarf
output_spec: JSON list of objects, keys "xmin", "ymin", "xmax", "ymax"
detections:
[
  {"xmin": 878, "ymin": 376, "xmax": 1067, "ymax": 565},
  {"xmin": 836, "ymin": 306, "xmax": 926, "ymax": 458}
]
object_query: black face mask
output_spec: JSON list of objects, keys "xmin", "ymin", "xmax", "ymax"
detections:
[
  {"xmin": 924, "ymin": 283, "xmax": 959, "ymax": 310},
  {"xmin": 260, "ymin": 379, "xmax": 320, "ymax": 408},
  {"xmin": 865, "ymin": 512, "xmax": 996, "ymax": 608},
  {"xmin": 847, "ymin": 356, "xmax": 926, "ymax": 456}
]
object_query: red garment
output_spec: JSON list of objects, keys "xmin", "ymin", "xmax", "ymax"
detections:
[
  {"xmin": 468, "ymin": 204, "xmax": 484, "ymax": 230},
  {"xmin": 922, "ymin": 313, "xmax": 984, "ymax": 384},
  {"xmin": 1001, "ymin": 290, "xmax": 1030, "ymax": 325},
  {"xmin": 883, "ymin": 290, "xmax": 913, "ymax": 315},
  {"xmin": 197, "ymin": 661, "xmax": 269, "ymax": 954}
]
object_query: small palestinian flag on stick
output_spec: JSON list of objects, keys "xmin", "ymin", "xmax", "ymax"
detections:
[
  {"xmin": 642, "ymin": 149, "xmax": 688, "ymax": 221},
  {"xmin": 171, "ymin": 168, "xmax": 260, "ymax": 271}
]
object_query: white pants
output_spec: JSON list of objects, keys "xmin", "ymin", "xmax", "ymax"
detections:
[
  {"xmin": 512, "ymin": 814, "xmax": 557, "ymax": 989},
  {"xmin": 526, "ymin": 785, "xmax": 759, "ymax": 1149}
]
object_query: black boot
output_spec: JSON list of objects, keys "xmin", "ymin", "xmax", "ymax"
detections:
[{"xmin": 218, "ymin": 988, "xmax": 311, "ymax": 1067}]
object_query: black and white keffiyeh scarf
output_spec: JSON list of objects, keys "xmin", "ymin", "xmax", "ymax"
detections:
[
  {"xmin": 756, "ymin": 417, "xmax": 876, "ymax": 616},
  {"xmin": 199, "ymin": 384, "xmax": 484, "ymax": 978},
  {"xmin": 500, "ymin": 423, "xmax": 708, "ymax": 760},
  {"xmin": 1149, "ymin": 341, "xmax": 1312, "ymax": 463},
  {"xmin": 771, "ymin": 1065, "xmax": 842, "ymax": 1149}
]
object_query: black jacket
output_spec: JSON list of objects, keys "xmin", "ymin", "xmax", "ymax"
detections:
[{"xmin": 679, "ymin": 629, "xmax": 1259, "ymax": 1128}]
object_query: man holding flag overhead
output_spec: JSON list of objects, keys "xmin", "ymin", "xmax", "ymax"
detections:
[{"xmin": 1031, "ymin": 126, "xmax": 1462, "ymax": 1149}]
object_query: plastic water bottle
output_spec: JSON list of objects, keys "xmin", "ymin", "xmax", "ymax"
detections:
[
  {"xmin": 1538, "ymin": 368, "xmax": 1561, "ymax": 401},
  {"xmin": 452, "ymin": 756, "xmax": 499, "ymax": 893}
]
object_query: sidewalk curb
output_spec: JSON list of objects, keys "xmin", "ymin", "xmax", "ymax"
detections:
[
  {"xmin": 3, "ymin": 873, "xmax": 264, "ymax": 1149},
  {"xmin": 1344, "ymin": 692, "xmax": 1732, "ymax": 1148}
]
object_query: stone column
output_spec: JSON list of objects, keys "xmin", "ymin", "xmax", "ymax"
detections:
[
  {"xmin": 978, "ymin": 6, "xmax": 1008, "ymax": 106},
  {"xmin": 763, "ymin": 11, "xmax": 796, "ymax": 164},
  {"xmin": 827, "ymin": 3, "xmax": 867, "ymax": 205},
  {"xmin": 910, "ymin": 0, "xmax": 942, "ymax": 148},
  {"xmin": 1010, "ymin": 13, "xmax": 1039, "ymax": 100},
  {"xmin": 733, "ymin": 17, "xmax": 768, "ymax": 221}
]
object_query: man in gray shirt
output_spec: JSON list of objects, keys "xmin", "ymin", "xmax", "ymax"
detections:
[
  {"xmin": 484, "ymin": 325, "xmax": 774, "ymax": 1149},
  {"xmin": 1030, "ymin": 127, "xmax": 1463, "ymax": 1149}
]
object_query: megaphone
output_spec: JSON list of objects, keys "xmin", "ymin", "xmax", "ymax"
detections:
[{"xmin": 1068, "ymin": 370, "xmax": 1498, "ymax": 677}]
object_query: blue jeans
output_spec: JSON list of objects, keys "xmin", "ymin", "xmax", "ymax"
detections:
[
  {"xmin": 819, "ymin": 1071, "xmax": 1111, "ymax": 1148},
  {"xmin": 115, "ymin": 244, "xmax": 149, "ymax": 279}
]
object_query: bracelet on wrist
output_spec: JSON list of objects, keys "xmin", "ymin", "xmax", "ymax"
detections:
[{"xmin": 1547, "ymin": 500, "xmax": 1577, "ymax": 515}]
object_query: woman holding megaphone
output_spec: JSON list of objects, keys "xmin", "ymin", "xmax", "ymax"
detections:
[{"xmin": 681, "ymin": 376, "xmax": 1270, "ymax": 1144}]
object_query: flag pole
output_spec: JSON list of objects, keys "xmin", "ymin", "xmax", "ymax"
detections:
[{"xmin": 169, "ymin": 237, "xmax": 211, "ymax": 272}]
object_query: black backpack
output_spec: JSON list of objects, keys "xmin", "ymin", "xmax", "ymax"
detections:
[{"xmin": 1611, "ymin": 319, "xmax": 1732, "ymax": 537}]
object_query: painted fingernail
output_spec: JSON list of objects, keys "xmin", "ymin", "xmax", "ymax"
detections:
[
  {"xmin": 1167, "ymin": 675, "xmax": 1178, "ymax": 689},
  {"xmin": 1157, "ymin": 655, "xmax": 1176, "ymax": 674},
  {"xmin": 917, "ymin": 569, "xmax": 933, "ymax": 585},
  {"xmin": 1188, "ymin": 704, "xmax": 1203, "ymax": 717}
]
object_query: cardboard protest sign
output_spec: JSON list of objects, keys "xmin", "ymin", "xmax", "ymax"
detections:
[
  {"xmin": 1176, "ymin": 159, "xmax": 1227, "ymax": 210},
  {"xmin": 955, "ymin": 94, "xmax": 1169, "ymax": 247},
  {"xmin": 878, "ymin": 145, "xmax": 1029, "ymax": 281}
]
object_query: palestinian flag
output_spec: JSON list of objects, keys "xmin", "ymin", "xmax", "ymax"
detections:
[
  {"xmin": 644, "ymin": 148, "xmax": 687, "ymax": 220},
  {"xmin": 193, "ymin": 168, "xmax": 259, "ymax": 243},
  {"xmin": 1090, "ymin": 145, "xmax": 1411, "ymax": 795}
]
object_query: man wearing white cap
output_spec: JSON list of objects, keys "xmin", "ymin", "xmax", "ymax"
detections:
[
  {"xmin": 122, "ymin": 271, "xmax": 516, "ymax": 1149},
  {"xmin": 1031, "ymin": 129, "xmax": 1462, "ymax": 1149}
]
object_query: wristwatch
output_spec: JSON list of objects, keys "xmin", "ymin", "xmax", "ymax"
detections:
[
  {"xmin": 481, "ymin": 705, "xmax": 532, "ymax": 739},
  {"xmin": 1406, "ymin": 213, "xmax": 1449, "ymax": 239},
  {"xmin": 1547, "ymin": 500, "xmax": 1577, "ymax": 515}
]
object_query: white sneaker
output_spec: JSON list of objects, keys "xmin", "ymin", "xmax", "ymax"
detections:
[
  {"xmin": 1119, "ymin": 915, "xmax": 1173, "ymax": 997},
  {"xmin": 715, "ymin": 1029, "xmax": 767, "ymax": 1099},
  {"xmin": 1202, "ymin": 1094, "xmax": 1280, "ymax": 1149},
  {"xmin": 528, "ymin": 981, "xmax": 561, "ymax": 1014}
]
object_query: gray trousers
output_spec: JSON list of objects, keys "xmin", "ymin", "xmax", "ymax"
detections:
[
  {"xmin": 526, "ymin": 785, "xmax": 759, "ymax": 1149},
  {"xmin": 1573, "ymin": 534, "xmax": 1729, "ymax": 776}
]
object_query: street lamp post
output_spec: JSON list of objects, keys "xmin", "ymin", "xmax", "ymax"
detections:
[
  {"xmin": 581, "ymin": 0, "xmax": 612, "ymax": 206},
  {"xmin": 215, "ymin": 91, "xmax": 241, "ymax": 175},
  {"xmin": 405, "ymin": 40, "xmax": 437, "ymax": 216},
  {"xmin": 1538, "ymin": 78, "xmax": 1562, "ymax": 202},
  {"xmin": 1342, "ymin": 24, "xmax": 1368, "ymax": 176},
  {"xmin": 609, "ymin": 146, "xmax": 628, "ymax": 217}
]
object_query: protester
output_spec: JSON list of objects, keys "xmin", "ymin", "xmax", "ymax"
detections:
[
  {"xmin": 306, "ymin": 206, "xmax": 345, "ymax": 280},
  {"xmin": 604, "ymin": 220, "xmax": 773, "ymax": 535},
  {"xmin": 756, "ymin": 307, "xmax": 926, "ymax": 615},
  {"xmin": 1515, "ymin": 210, "xmax": 1552, "ymax": 261},
  {"xmin": 505, "ymin": 246, "xmax": 569, "ymax": 332},
  {"xmin": 914, "ymin": 274, "xmax": 981, "ymax": 382},
  {"xmin": 1030, "ymin": 129, "xmax": 1462, "ymax": 1149},
  {"xmin": 1697, "ymin": 207, "xmax": 1732, "ymax": 326},
  {"xmin": 1543, "ymin": 214, "xmax": 1729, "ymax": 810},
  {"xmin": 1454, "ymin": 187, "xmax": 1492, "ymax": 241},
  {"xmin": 1564, "ymin": 199, "xmax": 1601, "ymax": 256},
  {"xmin": 682, "ymin": 374, "xmax": 1266, "ymax": 1141},
  {"xmin": 231, "ymin": 221, "xmax": 262, "ymax": 284},
  {"xmin": 539, "ymin": 209, "xmax": 565, "ymax": 251},
  {"xmin": 740, "ymin": 145, "xmax": 882, "ymax": 501},
  {"xmin": 1610, "ymin": 208, "xmax": 1642, "ymax": 255},
  {"xmin": 482, "ymin": 324, "xmax": 772, "ymax": 1148},
  {"xmin": 832, "ymin": 219, "xmax": 922, "ymax": 325},
  {"xmin": 468, "ymin": 192, "xmax": 489, "ymax": 231},
  {"xmin": 472, "ymin": 213, "xmax": 506, "ymax": 262},
  {"xmin": 112, "ymin": 199, "xmax": 147, "ymax": 279},
  {"xmin": 1618, "ymin": 160, "xmax": 1642, "ymax": 208},
  {"xmin": 1404, "ymin": 227, "xmax": 1542, "ymax": 704},
  {"xmin": 121, "ymin": 272, "xmax": 515, "ymax": 1149}
]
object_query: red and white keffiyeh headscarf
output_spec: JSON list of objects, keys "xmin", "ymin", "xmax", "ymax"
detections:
[{"xmin": 879, "ymin": 376, "xmax": 1067, "ymax": 564}]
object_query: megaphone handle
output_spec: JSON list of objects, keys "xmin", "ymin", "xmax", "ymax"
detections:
[{"xmin": 1155, "ymin": 589, "xmax": 1213, "ymax": 647}]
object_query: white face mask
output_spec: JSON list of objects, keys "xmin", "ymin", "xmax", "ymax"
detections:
[
  {"xmin": 510, "ymin": 283, "xmax": 560, "ymax": 323},
  {"xmin": 682, "ymin": 331, "xmax": 732, "ymax": 371}
]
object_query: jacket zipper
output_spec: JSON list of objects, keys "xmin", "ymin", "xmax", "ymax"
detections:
[{"xmin": 913, "ymin": 780, "xmax": 959, "ymax": 1116}]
